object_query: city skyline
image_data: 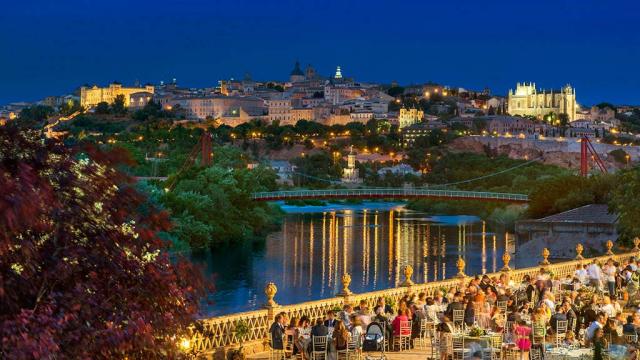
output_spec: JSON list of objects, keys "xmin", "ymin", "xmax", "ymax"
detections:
[{"xmin": 2, "ymin": 0, "xmax": 639, "ymax": 105}]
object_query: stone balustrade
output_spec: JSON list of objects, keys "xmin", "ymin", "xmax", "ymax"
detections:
[{"xmin": 188, "ymin": 243, "xmax": 638, "ymax": 358}]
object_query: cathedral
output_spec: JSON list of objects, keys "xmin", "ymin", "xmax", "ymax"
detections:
[{"xmin": 507, "ymin": 82, "xmax": 577, "ymax": 121}]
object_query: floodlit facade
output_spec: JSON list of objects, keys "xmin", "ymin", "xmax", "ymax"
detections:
[
  {"xmin": 398, "ymin": 107, "xmax": 424, "ymax": 129},
  {"xmin": 507, "ymin": 82, "xmax": 577, "ymax": 121},
  {"xmin": 80, "ymin": 83, "xmax": 154, "ymax": 108}
]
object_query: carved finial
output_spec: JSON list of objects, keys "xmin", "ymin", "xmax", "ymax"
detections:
[
  {"xmin": 576, "ymin": 243, "xmax": 584, "ymax": 260},
  {"xmin": 456, "ymin": 257, "xmax": 466, "ymax": 278},
  {"xmin": 606, "ymin": 240, "xmax": 614, "ymax": 255},
  {"xmin": 401, "ymin": 265, "xmax": 414, "ymax": 286},
  {"xmin": 264, "ymin": 282, "xmax": 278, "ymax": 307},
  {"xmin": 339, "ymin": 273, "xmax": 352, "ymax": 296},
  {"xmin": 501, "ymin": 252, "xmax": 511, "ymax": 272},
  {"xmin": 540, "ymin": 248, "xmax": 550, "ymax": 265}
]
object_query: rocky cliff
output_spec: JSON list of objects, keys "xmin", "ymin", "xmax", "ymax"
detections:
[{"xmin": 447, "ymin": 136, "xmax": 638, "ymax": 170}]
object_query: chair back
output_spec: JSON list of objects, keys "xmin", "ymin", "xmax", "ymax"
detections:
[
  {"xmin": 452, "ymin": 334, "xmax": 464, "ymax": 348},
  {"xmin": 400, "ymin": 320, "xmax": 412, "ymax": 336},
  {"xmin": 453, "ymin": 309, "xmax": 465, "ymax": 328},
  {"xmin": 311, "ymin": 335, "xmax": 328, "ymax": 353},
  {"xmin": 625, "ymin": 333, "xmax": 638, "ymax": 344},
  {"xmin": 530, "ymin": 347, "xmax": 543, "ymax": 360},
  {"xmin": 504, "ymin": 320, "xmax": 514, "ymax": 334},
  {"xmin": 556, "ymin": 320, "xmax": 568, "ymax": 334},
  {"xmin": 496, "ymin": 300, "xmax": 507, "ymax": 312},
  {"xmin": 490, "ymin": 333, "xmax": 502, "ymax": 349}
]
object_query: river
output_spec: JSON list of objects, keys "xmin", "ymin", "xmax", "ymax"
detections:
[{"xmin": 192, "ymin": 202, "xmax": 525, "ymax": 316}]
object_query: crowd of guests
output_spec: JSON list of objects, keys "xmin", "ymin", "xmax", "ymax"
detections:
[{"xmin": 269, "ymin": 256, "xmax": 640, "ymax": 359}]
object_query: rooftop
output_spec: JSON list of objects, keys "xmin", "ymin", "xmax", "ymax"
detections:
[{"xmin": 533, "ymin": 204, "xmax": 617, "ymax": 224}]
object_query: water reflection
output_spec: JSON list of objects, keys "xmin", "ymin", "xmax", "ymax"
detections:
[{"xmin": 197, "ymin": 204, "xmax": 510, "ymax": 316}]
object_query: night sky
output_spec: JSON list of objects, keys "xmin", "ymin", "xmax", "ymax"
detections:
[{"xmin": 1, "ymin": 0, "xmax": 639, "ymax": 105}]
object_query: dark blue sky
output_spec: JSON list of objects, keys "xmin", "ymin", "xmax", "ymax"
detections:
[{"xmin": 1, "ymin": 0, "xmax": 639, "ymax": 105}]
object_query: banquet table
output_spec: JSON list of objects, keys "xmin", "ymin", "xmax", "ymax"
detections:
[{"xmin": 545, "ymin": 347, "xmax": 592, "ymax": 360}]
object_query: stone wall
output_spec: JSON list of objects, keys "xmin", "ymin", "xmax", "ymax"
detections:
[{"xmin": 515, "ymin": 221, "xmax": 617, "ymax": 268}]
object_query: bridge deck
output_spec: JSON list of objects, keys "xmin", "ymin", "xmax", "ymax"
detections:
[{"xmin": 252, "ymin": 188, "xmax": 529, "ymax": 203}]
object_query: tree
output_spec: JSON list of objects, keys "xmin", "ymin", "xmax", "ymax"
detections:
[
  {"xmin": 94, "ymin": 101, "xmax": 111, "ymax": 114},
  {"xmin": 387, "ymin": 86, "xmax": 404, "ymax": 97},
  {"xmin": 111, "ymin": 94, "xmax": 127, "ymax": 115},
  {"xmin": 610, "ymin": 168, "xmax": 640, "ymax": 246},
  {"xmin": 162, "ymin": 164, "xmax": 280, "ymax": 249},
  {"xmin": 18, "ymin": 105, "xmax": 55, "ymax": 127},
  {"xmin": 0, "ymin": 126, "xmax": 203, "ymax": 358}
]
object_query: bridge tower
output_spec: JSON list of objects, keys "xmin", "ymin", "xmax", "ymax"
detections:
[
  {"xmin": 200, "ymin": 131, "xmax": 212, "ymax": 166},
  {"xmin": 580, "ymin": 136, "xmax": 607, "ymax": 177}
]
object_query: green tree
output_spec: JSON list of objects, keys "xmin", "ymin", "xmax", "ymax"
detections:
[
  {"xmin": 610, "ymin": 168, "xmax": 640, "ymax": 245},
  {"xmin": 111, "ymin": 94, "xmax": 127, "ymax": 115},
  {"xmin": 95, "ymin": 102, "xmax": 111, "ymax": 114},
  {"xmin": 387, "ymin": 86, "xmax": 404, "ymax": 97}
]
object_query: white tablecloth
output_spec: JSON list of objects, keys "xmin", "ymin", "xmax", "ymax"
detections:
[{"xmin": 545, "ymin": 348, "xmax": 592, "ymax": 360}]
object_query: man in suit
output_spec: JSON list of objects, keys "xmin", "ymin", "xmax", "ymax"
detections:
[
  {"xmin": 445, "ymin": 292, "xmax": 465, "ymax": 319},
  {"xmin": 549, "ymin": 305, "xmax": 567, "ymax": 333},
  {"xmin": 324, "ymin": 310, "xmax": 337, "ymax": 328},
  {"xmin": 311, "ymin": 318, "xmax": 329, "ymax": 337},
  {"xmin": 308, "ymin": 318, "xmax": 329, "ymax": 353},
  {"xmin": 269, "ymin": 314, "xmax": 286, "ymax": 350}
]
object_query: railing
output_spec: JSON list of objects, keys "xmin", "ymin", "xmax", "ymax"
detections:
[
  {"xmin": 188, "ymin": 240, "xmax": 639, "ymax": 355},
  {"xmin": 251, "ymin": 188, "xmax": 529, "ymax": 203}
]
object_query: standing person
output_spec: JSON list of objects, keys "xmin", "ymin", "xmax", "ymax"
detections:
[
  {"xmin": 270, "ymin": 314, "xmax": 286, "ymax": 351},
  {"xmin": 514, "ymin": 320, "xmax": 531, "ymax": 360},
  {"xmin": 603, "ymin": 259, "xmax": 617, "ymax": 298},
  {"xmin": 587, "ymin": 260, "xmax": 604, "ymax": 293},
  {"xmin": 437, "ymin": 316, "xmax": 454, "ymax": 360},
  {"xmin": 338, "ymin": 304, "xmax": 353, "ymax": 328}
]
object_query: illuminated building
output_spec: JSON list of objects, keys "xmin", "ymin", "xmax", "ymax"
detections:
[
  {"xmin": 334, "ymin": 66, "xmax": 343, "ymax": 79},
  {"xmin": 398, "ymin": 107, "xmax": 424, "ymax": 129},
  {"xmin": 267, "ymin": 98, "xmax": 292, "ymax": 124},
  {"xmin": 290, "ymin": 107, "xmax": 315, "ymax": 123},
  {"xmin": 507, "ymin": 82, "xmax": 577, "ymax": 121},
  {"xmin": 341, "ymin": 146, "xmax": 361, "ymax": 184},
  {"xmin": 80, "ymin": 82, "xmax": 154, "ymax": 108}
]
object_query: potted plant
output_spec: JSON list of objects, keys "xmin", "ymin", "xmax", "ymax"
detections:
[{"xmin": 228, "ymin": 320, "xmax": 250, "ymax": 360}]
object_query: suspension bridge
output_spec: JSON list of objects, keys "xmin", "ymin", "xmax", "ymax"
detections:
[
  {"xmin": 143, "ymin": 131, "xmax": 607, "ymax": 203},
  {"xmin": 251, "ymin": 188, "xmax": 529, "ymax": 203}
]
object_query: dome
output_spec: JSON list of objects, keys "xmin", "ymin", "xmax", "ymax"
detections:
[{"xmin": 290, "ymin": 61, "xmax": 304, "ymax": 76}]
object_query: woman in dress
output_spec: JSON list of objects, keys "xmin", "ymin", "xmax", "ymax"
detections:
[
  {"xmin": 514, "ymin": 319, "xmax": 532, "ymax": 360},
  {"xmin": 332, "ymin": 320, "xmax": 350, "ymax": 351},
  {"xmin": 286, "ymin": 316, "xmax": 299, "ymax": 356},
  {"xmin": 350, "ymin": 314, "xmax": 364, "ymax": 349},
  {"xmin": 295, "ymin": 316, "xmax": 312, "ymax": 360}
]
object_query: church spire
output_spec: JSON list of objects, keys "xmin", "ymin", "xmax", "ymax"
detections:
[{"xmin": 335, "ymin": 66, "xmax": 343, "ymax": 79}]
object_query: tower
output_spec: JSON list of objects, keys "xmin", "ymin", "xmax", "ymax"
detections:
[
  {"xmin": 334, "ymin": 66, "xmax": 343, "ymax": 79},
  {"xmin": 342, "ymin": 146, "xmax": 361, "ymax": 184},
  {"xmin": 290, "ymin": 61, "xmax": 305, "ymax": 83},
  {"xmin": 305, "ymin": 64, "xmax": 316, "ymax": 80}
]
